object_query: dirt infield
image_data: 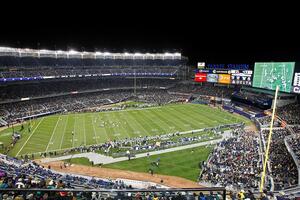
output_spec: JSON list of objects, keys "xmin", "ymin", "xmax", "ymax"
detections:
[{"xmin": 41, "ymin": 161, "xmax": 203, "ymax": 188}]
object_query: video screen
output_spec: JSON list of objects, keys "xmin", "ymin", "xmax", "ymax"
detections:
[
  {"xmin": 207, "ymin": 74, "xmax": 218, "ymax": 83},
  {"xmin": 252, "ymin": 62, "xmax": 295, "ymax": 93}
]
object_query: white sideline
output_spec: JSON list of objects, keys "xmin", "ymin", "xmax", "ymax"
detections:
[{"xmin": 16, "ymin": 118, "xmax": 44, "ymax": 157}]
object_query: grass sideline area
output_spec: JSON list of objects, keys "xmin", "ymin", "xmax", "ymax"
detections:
[
  {"xmin": 0, "ymin": 103, "xmax": 249, "ymax": 157},
  {"xmin": 66, "ymin": 145, "xmax": 214, "ymax": 181}
]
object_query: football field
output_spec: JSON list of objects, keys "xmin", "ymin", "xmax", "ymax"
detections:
[{"xmin": 0, "ymin": 103, "xmax": 249, "ymax": 157}]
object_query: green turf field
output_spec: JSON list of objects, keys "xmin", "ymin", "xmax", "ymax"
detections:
[
  {"xmin": 0, "ymin": 103, "xmax": 249, "ymax": 157},
  {"xmin": 69, "ymin": 146, "xmax": 213, "ymax": 181}
]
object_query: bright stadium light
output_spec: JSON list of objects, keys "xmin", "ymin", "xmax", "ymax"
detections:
[
  {"xmin": 56, "ymin": 50, "xmax": 64, "ymax": 54},
  {"xmin": 68, "ymin": 49, "xmax": 78, "ymax": 54}
]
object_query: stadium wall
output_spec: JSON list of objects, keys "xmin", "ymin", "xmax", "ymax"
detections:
[{"xmin": 222, "ymin": 105, "xmax": 264, "ymax": 119}]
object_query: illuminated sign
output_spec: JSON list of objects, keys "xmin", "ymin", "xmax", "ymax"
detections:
[
  {"xmin": 293, "ymin": 86, "xmax": 300, "ymax": 93},
  {"xmin": 218, "ymin": 74, "xmax": 231, "ymax": 84},
  {"xmin": 230, "ymin": 70, "xmax": 253, "ymax": 85},
  {"xmin": 197, "ymin": 62, "xmax": 205, "ymax": 69},
  {"xmin": 194, "ymin": 73, "xmax": 207, "ymax": 82},
  {"xmin": 206, "ymin": 64, "xmax": 250, "ymax": 70},
  {"xmin": 197, "ymin": 69, "xmax": 230, "ymax": 74},
  {"xmin": 294, "ymin": 73, "xmax": 300, "ymax": 86}
]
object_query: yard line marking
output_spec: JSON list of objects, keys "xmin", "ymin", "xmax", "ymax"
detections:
[
  {"xmin": 72, "ymin": 114, "xmax": 76, "ymax": 148},
  {"xmin": 16, "ymin": 118, "xmax": 44, "ymax": 157},
  {"xmin": 83, "ymin": 114, "xmax": 86, "ymax": 145},
  {"xmin": 91, "ymin": 115, "xmax": 99, "ymax": 144},
  {"xmin": 59, "ymin": 115, "xmax": 69, "ymax": 150},
  {"xmin": 45, "ymin": 116, "xmax": 61, "ymax": 152}
]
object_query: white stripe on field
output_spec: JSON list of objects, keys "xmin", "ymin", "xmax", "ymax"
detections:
[
  {"xmin": 45, "ymin": 116, "xmax": 61, "ymax": 152},
  {"xmin": 16, "ymin": 118, "xmax": 44, "ymax": 157},
  {"xmin": 59, "ymin": 115, "xmax": 69, "ymax": 149}
]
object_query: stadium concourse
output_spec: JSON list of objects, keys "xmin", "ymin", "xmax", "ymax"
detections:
[{"xmin": 0, "ymin": 47, "xmax": 300, "ymax": 199}]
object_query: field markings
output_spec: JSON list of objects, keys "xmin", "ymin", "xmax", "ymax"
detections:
[
  {"xmin": 96, "ymin": 113, "xmax": 109, "ymax": 141},
  {"xmin": 16, "ymin": 118, "xmax": 44, "ymax": 157},
  {"xmin": 187, "ymin": 105, "xmax": 236, "ymax": 125},
  {"xmin": 9, "ymin": 104, "xmax": 247, "ymax": 156},
  {"xmin": 150, "ymin": 109, "xmax": 182, "ymax": 132},
  {"xmin": 108, "ymin": 113, "xmax": 122, "ymax": 140},
  {"xmin": 176, "ymin": 106, "xmax": 209, "ymax": 124},
  {"xmin": 72, "ymin": 114, "xmax": 77, "ymax": 148},
  {"xmin": 115, "ymin": 112, "xmax": 136, "ymax": 139},
  {"xmin": 133, "ymin": 111, "xmax": 160, "ymax": 136},
  {"xmin": 126, "ymin": 111, "xmax": 149, "ymax": 136},
  {"xmin": 45, "ymin": 116, "xmax": 61, "ymax": 152},
  {"xmin": 59, "ymin": 115, "xmax": 69, "ymax": 150},
  {"xmin": 135, "ymin": 109, "xmax": 168, "ymax": 135},
  {"xmin": 91, "ymin": 115, "xmax": 99, "ymax": 144},
  {"xmin": 168, "ymin": 107, "xmax": 205, "ymax": 127},
  {"xmin": 146, "ymin": 109, "xmax": 173, "ymax": 133},
  {"xmin": 83, "ymin": 114, "xmax": 86, "ymax": 145}
]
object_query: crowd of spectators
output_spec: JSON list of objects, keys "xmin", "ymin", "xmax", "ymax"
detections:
[
  {"xmin": 0, "ymin": 66, "xmax": 179, "ymax": 79},
  {"xmin": 0, "ymin": 55, "xmax": 185, "ymax": 68},
  {"xmin": 169, "ymin": 83, "xmax": 237, "ymax": 98},
  {"xmin": 0, "ymin": 78, "xmax": 178, "ymax": 101},
  {"xmin": 286, "ymin": 127, "xmax": 300, "ymax": 166},
  {"xmin": 260, "ymin": 129, "xmax": 298, "ymax": 190},
  {"xmin": 291, "ymin": 126, "xmax": 300, "ymax": 133},
  {"xmin": 200, "ymin": 129, "xmax": 261, "ymax": 190},
  {"xmin": 0, "ymin": 154, "xmax": 131, "ymax": 199},
  {"xmin": 232, "ymin": 91, "xmax": 272, "ymax": 104},
  {"xmin": 256, "ymin": 116, "xmax": 282, "ymax": 128},
  {"xmin": 277, "ymin": 103, "xmax": 300, "ymax": 125},
  {"xmin": 0, "ymin": 76, "xmax": 247, "ymax": 127}
]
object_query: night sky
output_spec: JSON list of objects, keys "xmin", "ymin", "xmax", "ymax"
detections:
[{"xmin": 0, "ymin": 5, "xmax": 299, "ymax": 66}]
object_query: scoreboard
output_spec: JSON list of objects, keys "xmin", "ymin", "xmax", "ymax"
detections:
[
  {"xmin": 194, "ymin": 69, "xmax": 253, "ymax": 85},
  {"xmin": 230, "ymin": 70, "xmax": 252, "ymax": 86},
  {"xmin": 293, "ymin": 73, "xmax": 300, "ymax": 86},
  {"xmin": 292, "ymin": 71, "xmax": 300, "ymax": 94},
  {"xmin": 195, "ymin": 61, "xmax": 300, "ymax": 94}
]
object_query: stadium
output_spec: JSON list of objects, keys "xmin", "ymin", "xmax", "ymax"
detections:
[{"xmin": 0, "ymin": 45, "xmax": 299, "ymax": 200}]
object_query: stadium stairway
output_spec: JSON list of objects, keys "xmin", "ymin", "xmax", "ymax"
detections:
[{"xmin": 0, "ymin": 118, "xmax": 8, "ymax": 126}]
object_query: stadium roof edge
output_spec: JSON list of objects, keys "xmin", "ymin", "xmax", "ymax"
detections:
[{"xmin": 0, "ymin": 46, "xmax": 182, "ymax": 60}]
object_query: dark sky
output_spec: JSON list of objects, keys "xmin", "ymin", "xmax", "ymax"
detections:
[{"xmin": 0, "ymin": 4, "xmax": 299, "ymax": 65}]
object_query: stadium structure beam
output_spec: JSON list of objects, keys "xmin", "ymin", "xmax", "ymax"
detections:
[{"xmin": 260, "ymin": 85, "xmax": 279, "ymax": 192}]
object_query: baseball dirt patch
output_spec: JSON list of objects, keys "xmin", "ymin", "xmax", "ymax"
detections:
[{"xmin": 41, "ymin": 161, "xmax": 203, "ymax": 188}]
